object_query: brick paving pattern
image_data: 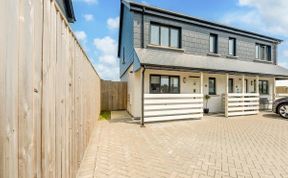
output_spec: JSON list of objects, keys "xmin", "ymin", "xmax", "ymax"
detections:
[{"xmin": 77, "ymin": 112, "xmax": 288, "ymax": 178}]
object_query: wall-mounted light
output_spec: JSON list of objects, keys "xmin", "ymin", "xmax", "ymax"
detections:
[{"xmin": 183, "ymin": 77, "xmax": 187, "ymax": 83}]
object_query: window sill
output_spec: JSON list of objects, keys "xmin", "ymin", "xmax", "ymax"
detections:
[
  {"xmin": 147, "ymin": 44, "xmax": 184, "ymax": 52},
  {"xmin": 253, "ymin": 59, "xmax": 273, "ymax": 64},
  {"xmin": 226, "ymin": 55, "xmax": 239, "ymax": 59},
  {"xmin": 207, "ymin": 53, "xmax": 221, "ymax": 57}
]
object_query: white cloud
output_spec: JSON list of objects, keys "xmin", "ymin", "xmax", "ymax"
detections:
[
  {"xmin": 74, "ymin": 31, "xmax": 87, "ymax": 41},
  {"xmin": 276, "ymin": 80, "xmax": 288, "ymax": 87},
  {"xmin": 93, "ymin": 36, "xmax": 117, "ymax": 55},
  {"xmin": 93, "ymin": 36, "xmax": 119, "ymax": 80},
  {"xmin": 83, "ymin": 0, "xmax": 98, "ymax": 5},
  {"xmin": 221, "ymin": 0, "xmax": 288, "ymax": 36},
  {"xmin": 83, "ymin": 14, "xmax": 94, "ymax": 22},
  {"xmin": 107, "ymin": 17, "xmax": 120, "ymax": 30}
]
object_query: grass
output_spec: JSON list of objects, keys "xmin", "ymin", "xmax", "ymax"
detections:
[{"xmin": 99, "ymin": 111, "xmax": 111, "ymax": 121}]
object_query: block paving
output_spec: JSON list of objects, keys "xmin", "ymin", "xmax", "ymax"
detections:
[{"xmin": 77, "ymin": 112, "xmax": 288, "ymax": 178}]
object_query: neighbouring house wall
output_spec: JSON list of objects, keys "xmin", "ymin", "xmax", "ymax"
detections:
[
  {"xmin": 119, "ymin": 6, "xmax": 135, "ymax": 77},
  {"xmin": 133, "ymin": 12, "xmax": 278, "ymax": 64},
  {"xmin": 0, "ymin": 1, "xmax": 101, "ymax": 178}
]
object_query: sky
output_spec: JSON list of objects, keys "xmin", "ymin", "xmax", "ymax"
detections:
[{"xmin": 71, "ymin": 0, "xmax": 288, "ymax": 85}]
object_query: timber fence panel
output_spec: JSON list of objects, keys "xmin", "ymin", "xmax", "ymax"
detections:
[
  {"xmin": 0, "ymin": 0, "xmax": 101, "ymax": 177},
  {"xmin": 101, "ymin": 80, "xmax": 127, "ymax": 111}
]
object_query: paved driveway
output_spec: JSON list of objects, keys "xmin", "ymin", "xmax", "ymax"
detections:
[{"xmin": 77, "ymin": 112, "xmax": 288, "ymax": 178}]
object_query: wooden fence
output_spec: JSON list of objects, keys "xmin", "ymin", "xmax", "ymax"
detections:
[
  {"xmin": 225, "ymin": 93, "xmax": 260, "ymax": 117},
  {"xmin": 144, "ymin": 94, "xmax": 204, "ymax": 122},
  {"xmin": 101, "ymin": 80, "xmax": 127, "ymax": 111},
  {"xmin": 0, "ymin": 0, "xmax": 101, "ymax": 178}
]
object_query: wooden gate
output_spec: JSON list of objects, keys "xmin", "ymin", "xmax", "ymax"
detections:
[{"xmin": 101, "ymin": 80, "xmax": 127, "ymax": 111}]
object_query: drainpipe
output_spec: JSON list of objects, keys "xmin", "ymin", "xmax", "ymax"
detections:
[
  {"xmin": 141, "ymin": 7, "xmax": 145, "ymax": 48},
  {"xmin": 141, "ymin": 67, "xmax": 146, "ymax": 127}
]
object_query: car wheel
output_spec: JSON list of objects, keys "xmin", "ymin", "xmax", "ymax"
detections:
[{"xmin": 278, "ymin": 103, "xmax": 288, "ymax": 119}]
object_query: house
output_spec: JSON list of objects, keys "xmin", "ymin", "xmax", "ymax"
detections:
[
  {"xmin": 118, "ymin": 0, "xmax": 288, "ymax": 123},
  {"xmin": 55, "ymin": 0, "xmax": 76, "ymax": 23}
]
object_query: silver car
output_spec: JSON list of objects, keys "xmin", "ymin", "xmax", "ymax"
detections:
[{"xmin": 272, "ymin": 97, "xmax": 288, "ymax": 119}]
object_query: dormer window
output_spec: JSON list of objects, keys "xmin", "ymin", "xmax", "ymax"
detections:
[{"xmin": 150, "ymin": 23, "xmax": 180, "ymax": 48}]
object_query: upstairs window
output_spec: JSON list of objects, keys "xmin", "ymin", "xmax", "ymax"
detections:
[
  {"xmin": 255, "ymin": 44, "xmax": 272, "ymax": 61},
  {"xmin": 150, "ymin": 24, "xmax": 180, "ymax": 48},
  {"xmin": 228, "ymin": 38, "xmax": 236, "ymax": 56},
  {"xmin": 150, "ymin": 75, "xmax": 180, "ymax": 94},
  {"xmin": 209, "ymin": 34, "xmax": 218, "ymax": 53},
  {"xmin": 151, "ymin": 25, "xmax": 160, "ymax": 45}
]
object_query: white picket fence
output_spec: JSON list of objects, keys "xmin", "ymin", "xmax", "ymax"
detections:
[
  {"xmin": 144, "ymin": 94, "xmax": 203, "ymax": 122},
  {"xmin": 225, "ymin": 93, "xmax": 260, "ymax": 117}
]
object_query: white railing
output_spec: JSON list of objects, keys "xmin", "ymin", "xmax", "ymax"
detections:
[
  {"xmin": 225, "ymin": 93, "xmax": 259, "ymax": 117},
  {"xmin": 275, "ymin": 94, "xmax": 288, "ymax": 100},
  {"xmin": 144, "ymin": 94, "xmax": 203, "ymax": 122}
]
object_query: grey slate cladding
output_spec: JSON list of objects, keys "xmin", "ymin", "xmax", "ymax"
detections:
[{"xmin": 133, "ymin": 13, "xmax": 277, "ymax": 63}]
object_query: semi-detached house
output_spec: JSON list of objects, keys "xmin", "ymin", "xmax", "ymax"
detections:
[{"xmin": 118, "ymin": 0, "xmax": 288, "ymax": 123}]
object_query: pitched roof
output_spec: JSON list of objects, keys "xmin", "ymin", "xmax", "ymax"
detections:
[
  {"xmin": 135, "ymin": 48, "xmax": 288, "ymax": 77},
  {"xmin": 124, "ymin": 1, "xmax": 282, "ymax": 43}
]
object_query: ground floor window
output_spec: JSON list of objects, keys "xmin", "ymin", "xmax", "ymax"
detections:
[
  {"xmin": 209, "ymin": 77, "xmax": 216, "ymax": 95},
  {"xmin": 228, "ymin": 79, "xmax": 234, "ymax": 93},
  {"xmin": 150, "ymin": 75, "xmax": 180, "ymax": 94},
  {"xmin": 259, "ymin": 80, "xmax": 269, "ymax": 94}
]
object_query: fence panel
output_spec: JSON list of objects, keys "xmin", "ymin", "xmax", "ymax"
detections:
[
  {"xmin": 144, "ymin": 94, "xmax": 203, "ymax": 122},
  {"xmin": 101, "ymin": 80, "xmax": 127, "ymax": 111},
  {"xmin": 0, "ymin": 1, "xmax": 101, "ymax": 178},
  {"xmin": 225, "ymin": 93, "xmax": 259, "ymax": 117}
]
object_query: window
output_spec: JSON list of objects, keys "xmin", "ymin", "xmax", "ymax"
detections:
[
  {"xmin": 150, "ymin": 76, "xmax": 161, "ymax": 93},
  {"xmin": 228, "ymin": 38, "xmax": 236, "ymax": 56},
  {"xmin": 150, "ymin": 23, "xmax": 180, "ymax": 48},
  {"xmin": 209, "ymin": 78, "xmax": 216, "ymax": 95},
  {"xmin": 259, "ymin": 80, "xmax": 269, "ymax": 95},
  {"xmin": 150, "ymin": 75, "xmax": 180, "ymax": 94},
  {"xmin": 150, "ymin": 25, "xmax": 160, "ymax": 45},
  {"xmin": 160, "ymin": 76, "xmax": 169, "ymax": 93},
  {"xmin": 228, "ymin": 79, "xmax": 234, "ymax": 93},
  {"xmin": 245, "ymin": 79, "xmax": 248, "ymax": 93},
  {"xmin": 160, "ymin": 27, "xmax": 169, "ymax": 47},
  {"xmin": 209, "ymin": 34, "xmax": 218, "ymax": 53},
  {"xmin": 122, "ymin": 47, "xmax": 125, "ymax": 64},
  {"xmin": 170, "ymin": 76, "xmax": 180, "ymax": 93},
  {"xmin": 255, "ymin": 44, "xmax": 272, "ymax": 61},
  {"xmin": 170, "ymin": 28, "xmax": 180, "ymax": 48}
]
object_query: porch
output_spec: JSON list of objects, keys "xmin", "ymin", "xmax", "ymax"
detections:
[{"xmin": 141, "ymin": 68, "xmax": 283, "ymax": 123}]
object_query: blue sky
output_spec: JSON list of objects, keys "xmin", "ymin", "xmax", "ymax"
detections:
[{"xmin": 71, "ymin": 0, "xmax": 288, "ymax": 84}]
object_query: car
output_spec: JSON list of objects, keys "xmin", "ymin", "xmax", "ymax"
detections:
[{"xmin": 272, "ymin": 97, "xmax": 288, "ymax": 119}]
